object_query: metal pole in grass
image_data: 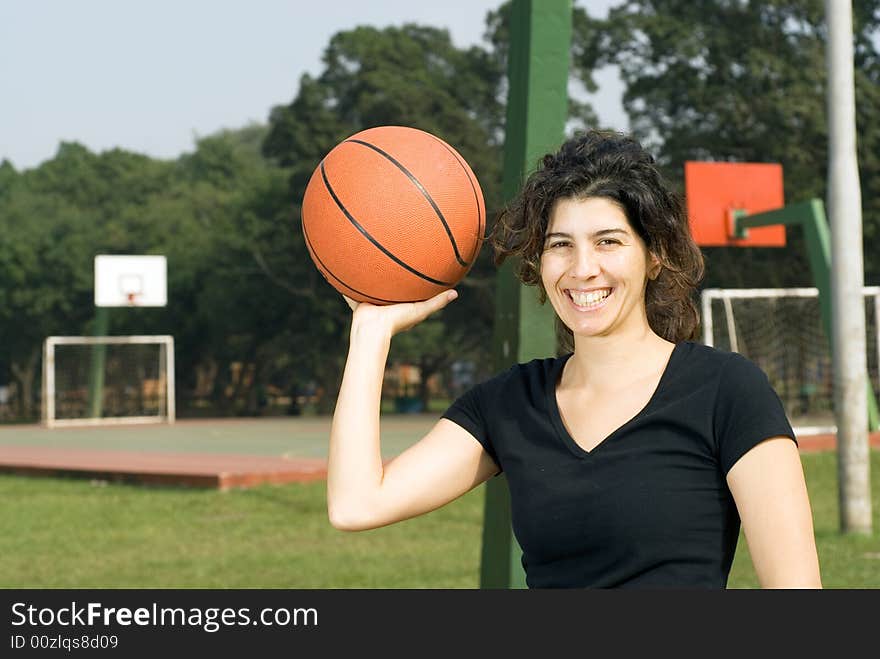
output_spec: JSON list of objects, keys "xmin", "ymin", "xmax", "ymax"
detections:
[
  {"xmin": 482, "ymin": 0, "xmax": 571, "ymax": 588},
  {"xmin": 825, "ymin": 0, "xmax": 872, "ymax": 534}
]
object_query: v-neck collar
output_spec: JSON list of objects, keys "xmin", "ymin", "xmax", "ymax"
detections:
[{"xmin": 546, "ymin": 342, "xmax": 685, "ymax": 459}]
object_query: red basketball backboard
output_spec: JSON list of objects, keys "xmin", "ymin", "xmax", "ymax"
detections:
[{"xmin": 685, "ymin": 162, "xmax": 786, "ymax": 247}]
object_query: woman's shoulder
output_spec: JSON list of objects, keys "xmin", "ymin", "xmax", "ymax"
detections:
[
  {"xmin": 446, "ymin": 356, "xmax": 563, "ymax": 423},
  {"xmin": 470, "ymin": 354, "xmax": 569, "ymax": 395},
  {"xmin": 676, "ymin": 341, "xmax": 770, "ymax": 384},
  {"xmin": 677, "ymin": 340, "xmax": 749, "ymax": 367}
]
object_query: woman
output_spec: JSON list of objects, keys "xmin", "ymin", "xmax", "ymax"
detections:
[{"xmin": 327, "ymin": 129, "xmax": 822, "ymax": 589}]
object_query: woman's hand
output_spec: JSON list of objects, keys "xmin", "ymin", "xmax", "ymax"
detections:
[{"xmin": 344, "ymin": 290, "xmax": 458, "ymax": 340}]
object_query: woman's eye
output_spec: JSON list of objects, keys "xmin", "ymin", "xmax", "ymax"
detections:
[{"xmin": 598, "ymin": 239, "xmax": 620, "ymax": 246}]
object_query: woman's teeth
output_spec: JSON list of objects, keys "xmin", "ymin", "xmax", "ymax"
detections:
[{"xmin": 568, "ymin": 288, "xmax": 611, "ymax": 307}]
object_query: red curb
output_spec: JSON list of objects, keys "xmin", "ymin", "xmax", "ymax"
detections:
[
  {"xmin": 0, "ymin": 446, "xmax": 327, "ymax": 490},
  {"xmin": 796, "ymin": 431, "xmax": 880, "ymax": 453}
]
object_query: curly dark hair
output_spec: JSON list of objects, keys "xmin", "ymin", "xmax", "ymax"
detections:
[{"xmin": 491, "ymin": 129, "xmax": 705, "ymax": 352}]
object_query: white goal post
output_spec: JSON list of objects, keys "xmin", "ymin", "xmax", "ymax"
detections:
[
  {"xmin": 42, "ymin": 335, "xmax": 175, "ymax": 428},
  {"xmin": 701, "ymin": 286, "xmax": 880, "ymax": 436}
]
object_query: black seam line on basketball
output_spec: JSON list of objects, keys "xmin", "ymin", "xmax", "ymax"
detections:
[
  {"xmin": 344, "ymin": 138, "xmax": 469, "ymax": 267},
  {"xmin": 301, "ymin": 218, "xmax": 420, "ymax": 304},
  {"xmin": 424, "ymin": 133, "xmax": 486, "ymax": 242},
  {"xmin": 319, "ymin": 162, "xmax": 454, "ymax": 287}
]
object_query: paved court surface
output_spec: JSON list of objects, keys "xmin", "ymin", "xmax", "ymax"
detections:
[
  {"xmin": 0, "ymin": 415, "xmax": 434, "ymax": 489},
  {"xmin": 0, "ymin": 416, "xmax": 877, "ymax": 490},
  {"xmin": 0, "ymin": 416, "xmax": 436, "ymax": 457}
]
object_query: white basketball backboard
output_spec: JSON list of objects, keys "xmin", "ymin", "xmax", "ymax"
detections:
[{"xmin": 94, "ymin": 255, "xmax": 167, "ymax": 307}]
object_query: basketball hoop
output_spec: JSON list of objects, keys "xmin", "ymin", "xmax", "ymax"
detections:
[
  {"xmin": 94, "ymin": 255, "xmax": 167, "ymax": 308},
  {"xmin": 684, "ymin": 161, "xmax": 786, "ymax": 247}
]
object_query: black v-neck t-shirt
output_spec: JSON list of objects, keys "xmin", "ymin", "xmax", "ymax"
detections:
[{"xmin": 441, "ymin": 341, "xmax": 797, "ymax": 588}]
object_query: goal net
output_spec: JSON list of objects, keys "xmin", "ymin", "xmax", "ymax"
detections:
[
  {"xmin": 42, "ymin": 335, "xmax": 175, "ymax": 428},
  {"xmin": 701, "ymin": 287, "xmax": 880, "ymax": 436}
]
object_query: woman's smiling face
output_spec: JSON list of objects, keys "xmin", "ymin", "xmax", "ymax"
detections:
[{"xmin": 540, "ymin": 196, "xmax": 659, "ymax": 340}]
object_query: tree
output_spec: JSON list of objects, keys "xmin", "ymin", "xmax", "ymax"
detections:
[
  {"xmin": 574, "ymin": 0, "xmax": 880, "ymax": 288},
  {"xmin": 0, "ymin": 127, "xmax": 307, "ymax": 420},
  {"xmin": 0, "ymin": 143, "xmax": 176, "ymax": 418},
  {"xmin": 147, "ymin": 126, "xmax": 299, "ymax": 415}
]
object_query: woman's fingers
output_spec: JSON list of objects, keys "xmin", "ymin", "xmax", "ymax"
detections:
[
  {"xmin": 412, "ymin": 290, "xmax": 457, "ymax": 315},
  {"xmin": 394, "ymin": 290, "xmax": 458, "ymax": 333},
  {"xmin": 419, "ymin": 289, "xmax": 458, "ymax": 317},
  {"xmin": 346, "ymin": 290, "xmax": 458, "ymax": 337}
]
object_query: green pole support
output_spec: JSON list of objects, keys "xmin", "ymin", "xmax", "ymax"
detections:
[
  {"xmin": 87, "ymin": 306, "xmax": 109, "ymax": 419},
  {"xmin": 735, "ymin": 200, "xmax": 879, "ymax": 431},
  {"xmin": 481, "ymin": 0, "xmax": 571, "ymax": 589}
]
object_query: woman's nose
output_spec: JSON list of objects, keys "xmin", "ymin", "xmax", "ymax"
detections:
[{"xmin": 568, "ymin": 246, "xmax": 601, "ymax": 279}]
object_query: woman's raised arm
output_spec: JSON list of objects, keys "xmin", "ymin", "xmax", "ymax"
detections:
[{"xmin": 327, "ymin": 290, "xmax": 499, "ymax": 531}]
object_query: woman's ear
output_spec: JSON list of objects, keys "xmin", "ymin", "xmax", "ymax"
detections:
[{"xmin": 648, "ymin": 254, "xmax": 661, "ymax": 280}]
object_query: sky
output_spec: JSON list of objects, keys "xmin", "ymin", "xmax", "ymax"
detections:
[{"xmin": 0, "ymin": 0, "xmax": 625, "ymax": 171}]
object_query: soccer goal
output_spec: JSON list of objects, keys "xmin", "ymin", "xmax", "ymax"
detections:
[
  {"xmin": 42, "ymin": 335, "xmax": 175, "ymax": 428},
  {"xmin": 700, "ymin": 287, "xmax": 880, "ymax": 436}
]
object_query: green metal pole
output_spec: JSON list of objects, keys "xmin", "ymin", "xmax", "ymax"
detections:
[
  {"xmin": 87, "ymin": 306, "xmax": 109, "ymax": 419},
  {"xmin": 481, "ymin": 0, "xmax": 571, "ymax": 589},
  {"xmin": 735, "ymin": 200, "xmax": 879, "ymax": 431}
]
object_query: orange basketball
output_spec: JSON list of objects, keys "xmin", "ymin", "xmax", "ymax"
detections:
[{"xmin": 301, "ymin": 125, "xmax": 485, "ymax": 304}]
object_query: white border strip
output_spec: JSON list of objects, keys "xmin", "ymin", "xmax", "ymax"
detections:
[
  {"xmin": 48, "ymin": 416, "xmax": 171, "ymax": 428},
  {"xmin": 46, "ymin": 335, "xmax": 174, "ymax": 346}
]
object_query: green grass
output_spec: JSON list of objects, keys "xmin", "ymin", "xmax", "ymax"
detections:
[
  {"xmin": 1, "ymin": 451, "xmax": 879, "ymax": 588},
  {"xmin": 0, "ymin": 475, "xmax": 485, "ymax": 588}
]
